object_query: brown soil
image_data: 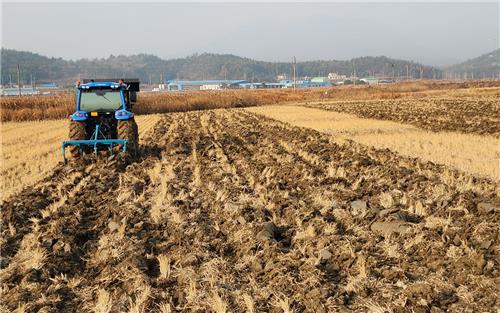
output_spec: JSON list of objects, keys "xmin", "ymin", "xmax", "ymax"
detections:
[
  {"xmin": 1, "ymin": 109, "xmax": 499, "ymax": 312},
  {"xmin": 304, "ymin": 97, "xmax": 500, "ymax": 136}
]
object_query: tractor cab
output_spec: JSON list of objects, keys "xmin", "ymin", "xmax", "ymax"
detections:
[{"xmin": 72, "ymin": 80, "xmax": 137, "ymax": 121}]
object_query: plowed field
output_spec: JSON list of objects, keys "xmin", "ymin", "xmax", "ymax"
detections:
[
  {"xmin": 1, "ymin": 109, "xmax": 499, "ymax": 312},
  {"xmin": 304, "ymin": 97, "xmax": 500, "ymax": 136}
]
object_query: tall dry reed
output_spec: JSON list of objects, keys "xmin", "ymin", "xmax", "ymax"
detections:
[{"xmin": 1, "ymin": 80, "xmax": 499, "ymax": 122}]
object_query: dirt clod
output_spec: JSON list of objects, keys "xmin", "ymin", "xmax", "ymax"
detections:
[
  {"xmin": 350, "ymin": 200, "xmax": 367, "ymax": 215},
  {"xmin": 370, "ymin": 220, "xmax": 412, "ymax": 236},
  {"xmin": 477, "ymin": 202, "xmax": 497, "ymax": 214},
  {"xmin": 475, "ymin": 254, "xmax": 487, "ymax": 274},
  {"xmin": 258, "ymin": 222, "xmax": 279, "ymax": 241}
]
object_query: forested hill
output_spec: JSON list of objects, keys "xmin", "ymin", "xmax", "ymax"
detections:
[
  {"xmin": 2, "ymin": 48, "xmax": 443, "ymax": 84},
  {"xmin": 445, "ymin": 49, "xmax": 500, "ymax": 79}
]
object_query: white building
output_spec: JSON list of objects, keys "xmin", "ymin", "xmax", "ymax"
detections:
[
  {"xmin": 328, "ymin": 73, "xmax": 347, "ymax": 81},
  {"xmin": 200, "ymin": 84, "xmax": 222, "ymax": 91}
]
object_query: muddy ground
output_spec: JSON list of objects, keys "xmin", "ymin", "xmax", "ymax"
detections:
[
  {"xmin": 304, "ymin": 98, "xmax": 500, "ymax": 136},
  {"xmin": 1, "ymin": 109, "xmax": 499, "ymax": 312}
]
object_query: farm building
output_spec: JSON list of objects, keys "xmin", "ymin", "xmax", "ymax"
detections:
[
  {"xmin": 310, "ymin": 77, "xmax": 330, "ymax": 83},
  {"xmin": 281, "ymin": 80, "xmax": 332, "ymax": 88},
  {"xmin": 166, "ymin": 80, "xmax": 249, "ymax": 91},
  {"xmin": 37, "ymin": 83, "xmax": 58, "ymax": 89},
  {"xmin": 0, "ymin": 87, "xmax": 40, "ymax": 96},
  {"xmin": 360, "ymin": 77, "xmax": 379, "ymax": 84},
  {"xmin": 304, "ymin": 78, "xmax": 332, "ymax": 87},
  {"xmin": 164, "ymin": 78, "xmax": 332, "ymax": 91},
  {"xmin": 239, "ymin": 82, "xmax": 285, "ymax": 89}
]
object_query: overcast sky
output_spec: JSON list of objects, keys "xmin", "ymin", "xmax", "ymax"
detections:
[{"xmin": 2, "ymin": 2, "xmax": 499, "ymax": 66}]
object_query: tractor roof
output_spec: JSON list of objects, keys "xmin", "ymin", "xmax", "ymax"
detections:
[
  {"xmin": 82, "ymin": 78, "xmax": 140, "ymax": 91},
  {"xmin": 78, "ymin": 82, "xmax": 126, "ymax": 90}
]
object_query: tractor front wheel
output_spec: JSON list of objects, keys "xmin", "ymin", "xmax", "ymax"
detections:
[
  {"xmin": 117, "ymin": 118, "xmax": 139, "ymax": 158},
  {"xmin": 69, "ymin": 120, "xmax": 86, "ymax": 159}
]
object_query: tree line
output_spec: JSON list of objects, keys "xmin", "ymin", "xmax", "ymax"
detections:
[{"xmin": 1, "ymin": 48, "xmax": 453, "ymax": 85}]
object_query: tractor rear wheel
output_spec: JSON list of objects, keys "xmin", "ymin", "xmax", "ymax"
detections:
[
  {"xmin": 69, "ymin": 120, "xmax": 87, "ymax": 159},
  {"xmin": 117, "ymin": 118, "xmax": 139, "ymax": 157}
]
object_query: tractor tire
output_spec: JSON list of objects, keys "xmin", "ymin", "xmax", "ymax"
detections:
[
  {"xmin": 118, "ymin": 118, "xmax": 139, "ymax": 158},
  {"xmin": 68, "ymin": 120, "xmax": 86, "ymax": 159}
]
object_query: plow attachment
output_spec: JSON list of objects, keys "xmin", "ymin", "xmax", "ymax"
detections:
[{"xmin": 62, "ymin": 124, "xmax": 128, "ymax": 163}]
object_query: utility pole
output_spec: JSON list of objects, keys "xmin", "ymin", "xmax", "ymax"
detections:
[
  {"xmin": 352, "ymin": 60, "xmax": 356, "ymax": 86},
  {"xmin": 293, "ymin": 56, "xmax": 297, "ymax": 91},
  {"xmin": 17, "ymin": 64, "xmax": 21, "ymax": 97},
  {"xmin": 406, "ymin": 64, "xmax": 409, "ymax": 81}
]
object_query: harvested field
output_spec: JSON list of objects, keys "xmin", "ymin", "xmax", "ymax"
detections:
[
  {"xmin": 1, "ymin": 109, "xmax": 499, "ymax": 312},
  {"xmin": 0, "ymin": 114, "xmax": 161, "ymax": 200},
  {"xmin": 304, "ymin": 96, "xmax": 500, "ymax": 136},
  {"xmin": 247, "ymin": 105, "xmax": 500, "ymax": 181}
]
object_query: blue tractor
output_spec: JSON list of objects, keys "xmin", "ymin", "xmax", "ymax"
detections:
[{"xmin": 62, "ymin": 79, "xmax": 140, "ymax": 162}]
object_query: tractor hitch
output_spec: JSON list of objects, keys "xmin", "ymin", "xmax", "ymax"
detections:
[{"xmin": 62, "ymin": 124, "xmax": 128, "ymax": 163}]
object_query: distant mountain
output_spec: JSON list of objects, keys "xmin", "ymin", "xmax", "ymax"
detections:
[
  {"xmin": 445, "ymin": 49, "xmax": 500, "ymax": 79},
  {"xmin": 1, "ymin": 48, "xmax": 442, "ymax": 85}
]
